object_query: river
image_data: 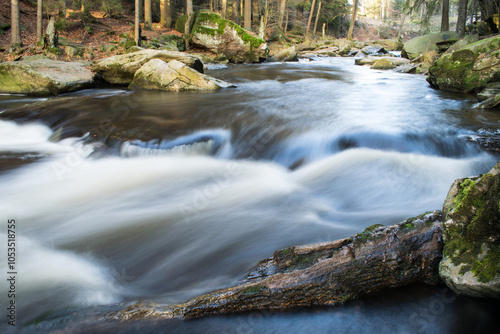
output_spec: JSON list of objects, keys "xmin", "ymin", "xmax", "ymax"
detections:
[{"xmin": 0, "ymin": 57, "xmax": 499, "ymax": 333}]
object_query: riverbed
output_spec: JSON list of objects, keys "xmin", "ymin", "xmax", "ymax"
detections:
[{"xmin": 1, "ymin": 58, "xmax": 499, "ymax": 333}]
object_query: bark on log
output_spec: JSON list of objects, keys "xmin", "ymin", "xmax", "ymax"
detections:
[{"xmin": 112, "ymin": 211, "xmax": 443, "ymax": 320}]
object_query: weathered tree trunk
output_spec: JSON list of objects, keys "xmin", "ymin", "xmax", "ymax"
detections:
[
  {"xmin": 258, "ymin": 0, "xmax": 269, "ymax": 40},
  {"xmin": 347, "ymin": 0, "xmax": 358, "ymax": 40},
  {"xmin": 305, "ymin": 0, "xmax": 317, "ymax": 43},
  {"xmin": 144, "ymin": 0, "xmax": 152, "ymax": 30},
  {"xmin": 457, "ymin": 0, "xmax": 469, "ymax": 37},
  {"xmin": 232, "ymin": 0, "xmax": 240, "ymax": 24},
  {"xmin": 313, "ymin": 0, "xmax": 322, "ymax": 36},
  {"xmin": 441, "ymin": 0, "xmax": 450, "ymax": 31},
  {"xmin": 135, "ymin": 0, "xmax": 141, "ymax": 46},
  {"xmin": 322, "ymin": 22, "xmax": 325, "ymax": 39},
  {"xmin": 244, "ymin": 0, "xmax": 251, "ymax": 30},
  {"xmin": 37, "ymin": 0, "xmax": 43, "ymax": 44},
  {"xmin": 252, "ymin": 0, "xmax": 259, "ymax": 25},
  {"xmin": 43, "ymin": 16, "xmax": 58, "ymax": 49},
  {"xmin": 184, "ymin": 0, "xmax": 193, "ymax": 51},
  {"xmin": 11, "ymin": 0, "xmax": 22, "ymax": 47},
  {"xmin": 160, "ymin": 0, "xmax": 172, "ymax": 28},
  {"xmin": 112, "ymin": 212, "xmax": 443, "ymax": 320}
]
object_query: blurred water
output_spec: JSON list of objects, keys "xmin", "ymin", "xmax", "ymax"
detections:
[{"xmin": 0, "ymin": 58, "xmax": 499, "ymax": 332}]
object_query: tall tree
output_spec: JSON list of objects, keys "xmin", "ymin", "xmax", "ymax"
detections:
[
  {"xmin": 278, "ymin": 0, "xmax": 286, "ymax": 29},
  {"xmin": 441, "ymin": 0, "xmax": 449, "ymax": 31},
  {"xmin": 37, "ymin": 0, "xmax": 43, "ymax": 43},
  {"xmin": 313, "ymin": 0, "xmax": 322, "ymax": 36},
  {"xmin": 11, "ymin": 0, "xmax": 22, "ymax": 47},
  {"xmin": 222, "ymin": 0, "xmax": 227, "ymax": 19},
  {"xmin": 347, "ymin": 0, "xmax": 359, "ymax": 40},
  {"xmin": 232, "ymin": 0, "xmax": 240, "ymax": 24},
  {"xmin": 185, "ymin": 0, "xmax": 193, "ymax": 50},
  {"xmin": 160, "ymin": 0, "xmax": 172, "ymax": 28},
  {"xmin": 244, "ymin": 0, "xmax": 251, "ymax": 30},
  {"xmin": 144, "ymin": 0, "xmax": 152, "ymax": 30},
  {"xmin": 456, "ymin": 0, "xmax": 468, "ymax": 36},
  {"xmin": 135, "ymin": 0, "xmax": 141, "ymax": 46},
  {"xmin": 305, "ymin": 0, "xmax": 317, "ymax": 42}
]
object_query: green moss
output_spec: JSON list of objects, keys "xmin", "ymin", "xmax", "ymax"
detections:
[
  {"xmin": 443, "ymin": 171, "xmax": 500, "ymax": 283},
  {"xmin": 241, "ymin": 285, "xmax": 266, "ymax": 294}
]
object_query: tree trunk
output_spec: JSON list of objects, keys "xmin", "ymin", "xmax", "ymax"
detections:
[
  {"xmin": 135, "ymin": 0, "xmax": 141, "ymax": 46},
  {"xmin": 59, "ymin": 0, "xmax": 66, "ymax": 19},
  {"xmin": 11, "ymin": 0, "xmax": 22, "ymax": 47},
  {"xmin": 313, "ymin": 0, "xmax": 322, "ymax": 36},
  {"xmin": 441, "ymin": 0, "xmax": 450, "ymax": 31},
  {"xmin": 244, "ymin": 0, "xmax": 251, "ymax": 30},
  {"xmin": 347, "ymin": 0, "xmax": 358, "ymax": 41},
  {"xmin": 232, "ymin": 0, "xmax": 240, "ymax": 24},
  {"xmin": 278, "ymin": 0, "xmax": 286, "ymax": 29},
  {"xmin": 160, "ymin": 0, "xmax": 172, "ymax": 28},
  {"xmin": 258, "ymin": 0, "xmax": 269, "ymax": 40},
  {"xmin": 144, "ymin": 0, "xmax": 152, "ymax": 30},
  {"xmin": 305, "ymin": 0, "xmax": 317, "ymax": 43},
  {"xmin": 252, "ymin": 0, "xmax": 259, "ymax": 26},
  {"xmin": 457, "ymin": 0, "xmax": 469, "ymax": 37},
  {"xmin": 37, "ymin": 0, "xmax": 43, "ymax": 43},
  {"xmin": 184, "ymin": 0, "xmax": 193, "ymax": 51},
  {"xmin": 221, "ymin": 0, "xmax": 227, "ymax": 19}
]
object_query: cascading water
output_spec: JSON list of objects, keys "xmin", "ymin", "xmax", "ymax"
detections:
[{"xmin": 0, "ymin": 58, "xmax": 499, "ymax": 333}]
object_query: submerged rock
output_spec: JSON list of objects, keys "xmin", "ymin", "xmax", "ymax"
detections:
[
  {"xmin": 439, "ymin": 161, "xmax": 500, "ymax": 298},
  {"xmin": 92, "ymin": 50, "xmax": 204, "ymax": 85},
  {"xmin": 190, "ymin": 12, "xmax": 268, "ymax": 63},
  {"xmin": 427, "ymin": 35, "xmax": 500, "ymax": 93},
  {"xmin": 128, "ymin": 59, "xmax": 234, "ymax": 91},
  {"xmin": 111, "ymin": 212, "xmax": 443, "ymax": 320},
  {"xmin": 0, "ymin": 59, "xmax": 95, "ymax": 96},
  {"xmin": 402, "ymin": 32, "xmax": 458, "ymax": 60}
]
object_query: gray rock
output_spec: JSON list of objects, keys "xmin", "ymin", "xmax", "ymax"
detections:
[
  {"xmin": 128, "ymin": 59, "xmax": 234, "ymax": 91},
  {"xmin": 439, "ymin": 161, "xmax": 500, "ymax": 298},
  {"xmin": 0, "ymin": 59, "xmax": 95, "ymax": 96},
  {"xmin": 402, "ymin": 32, "xmax": 458, "ymax": 60},
  {"xmin": 91, "ymin": 50, "xmax": 204, "ymax": 85}
]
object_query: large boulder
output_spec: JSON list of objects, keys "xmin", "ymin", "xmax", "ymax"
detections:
[
  {"xmin": 92, "ymin": 50, "xmax": 204, "ymax": 85},
  {"xmin": 402, "ymin": 32, "xmax": 458, "ymax": 60},
  {"xmin": 355, "ymin": 56, "xmax": 410, "ymax": 67},
  {"xmin": 439, "ymin": 161, "xmax": 500, "ymax": 298},
  {"xmin": 269, "ymin": 46, "xmax": 298, "ymax": 62},
  {"xmin": 427, "ymin": 35, "xmax": 500, "ymax": 93},
  {"xmin": 190, "ymin": 12, "xmax": 268, "ymax": 63},
  {"xmin": 0, "ymin": 59, "xmax": 95, "ymax": 96},
  {"xmin": 128, "ymin": 59, "xmax": 234, "ymax": 91}
]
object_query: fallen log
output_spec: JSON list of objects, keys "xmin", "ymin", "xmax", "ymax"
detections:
[{"xmin": 112, "ymin": 211, "xmax": 443, "ymax": 321}]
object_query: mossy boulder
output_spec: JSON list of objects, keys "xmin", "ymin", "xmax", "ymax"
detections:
[
  {"xmin": 128, "ymin": 59, "xmax": 234, "ymax": 91},
  {"xmin": 190, "ymin": 11, "xmax": 268, "ymax": 63},
  {"xmin": 427, "ymin": 35, "xmax": 500, "ymax": 93},
  {"xmin": 370, "ymin": 58, "xmax": 398, "ymax": 70},
  {"xmin": 0, "ymin": 59, "xmax": 95, "ymax": 96},
  {"xmin": 439, "ymin": 161, "xmax": 500, "ymax": 298},
  {"xmin": 402, "ymin": 32, "xmax": 458, "ymax": 60},
  {"xmin": 269, "ymin": 46, "xmax": 298, "ymax": 62},
  {"xmin": 355, "ymin": 56, "xmax": 410, "ymax": 67},
  {"xmin": 92, "ymin": 50, "xmax": 204, "ymax": 85}
]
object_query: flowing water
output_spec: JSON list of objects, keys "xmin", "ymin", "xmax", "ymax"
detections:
[{"xmin": 1, "ymin": 58, "xmax": 500, "ymax": 333}]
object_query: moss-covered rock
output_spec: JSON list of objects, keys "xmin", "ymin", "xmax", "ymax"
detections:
[
  {"xmin": 190, "ymin": 11, "xmax": 268, "ymax": 63},
  {"xmin": 439, "ymin": 161, "xmax": 500, "ymax": 298},
  {"xmin": 128, "ymin": 59, "xmax": 234, "ymax": 91},
  {"xmin": 370, "ymin": 58, "xmax": 398, "ymax": 70},
  {"xmin": 402, "ymin": 32, "xmax": 458, "ymax": 60},
  {"xmin": 0, "ymin": 59, "xmax": 95, "ymax": 96},
  {"xmin": 91, "ymin": 50, "xmax": 204, "ymax": 85},
  {"xmin": 427, "ymin": 35, "xmax": 500, "ymax": 93}
]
